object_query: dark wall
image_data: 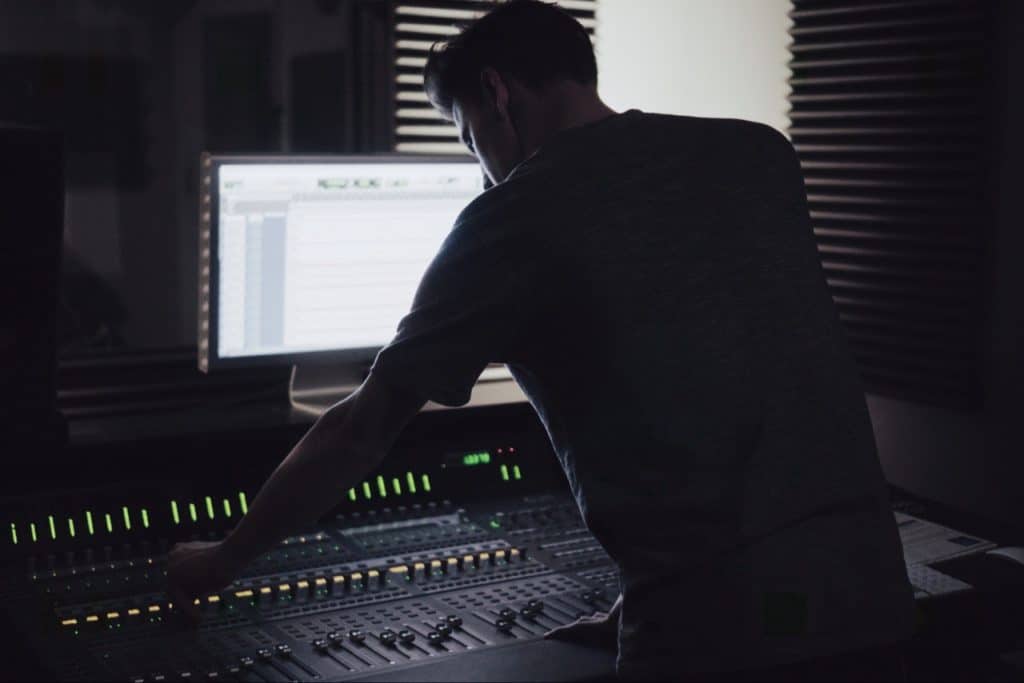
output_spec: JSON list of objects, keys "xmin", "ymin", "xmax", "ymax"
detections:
[
  {"xmin": 870, "ymin": 0, "xmax": 1024, "ymax": 527},
  {"xmin": 0, "ymin": 0, "xmax": 393, "ymax": 356}
]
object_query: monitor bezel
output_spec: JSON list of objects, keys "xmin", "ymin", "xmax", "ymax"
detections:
[{"xmin": 198, "ymin": 153, "xmax": 479, "ymax": 373}]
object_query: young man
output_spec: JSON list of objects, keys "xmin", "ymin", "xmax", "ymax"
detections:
[{"xmin": 168, "ymin": 1, "xmax": 915, "ymax": 679}]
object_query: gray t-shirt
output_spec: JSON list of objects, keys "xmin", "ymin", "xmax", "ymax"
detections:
[{"xmin": 370, "ymin": 110, "xmax": 915, "ymax": 675}]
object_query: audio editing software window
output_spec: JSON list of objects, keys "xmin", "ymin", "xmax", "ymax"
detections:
[{"xmin": 216, "ymin": 163, "xmax": 483, "ymax": 359}]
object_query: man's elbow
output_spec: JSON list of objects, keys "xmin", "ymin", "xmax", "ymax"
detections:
[{"xmin": 333, "ymin": 373, "xmax": 425, "ymax": 459}]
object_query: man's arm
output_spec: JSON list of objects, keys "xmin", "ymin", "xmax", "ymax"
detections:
[{"xmin": 166, "ymin": 373, "xmax": 425, "ymax": 618}]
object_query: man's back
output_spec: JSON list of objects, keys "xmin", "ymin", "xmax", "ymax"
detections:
[{"xmin": 372, "ymin": 110, "xmax": 916, "ymax": 676}]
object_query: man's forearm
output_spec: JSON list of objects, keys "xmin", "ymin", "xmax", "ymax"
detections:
[{"xmin": 219, "ymin": 397, "xmax": 383, "ymax": 570}]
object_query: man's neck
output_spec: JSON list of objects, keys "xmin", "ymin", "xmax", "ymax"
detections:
[{"xmin": 518, "ymin": 83, "xmax": 618, "ymax": 159}]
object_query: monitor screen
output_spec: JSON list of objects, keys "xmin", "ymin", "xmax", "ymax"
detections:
[{"xmin": 199, "ymin": 156, "xmax": 483, "ymax": 370}]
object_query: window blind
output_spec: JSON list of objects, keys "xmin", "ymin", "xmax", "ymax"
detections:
[
  {"xmin": 787, "ymin": 0, "xmax": 995, "ymax": 406},
  {"xmin": 393, "ymin": 0, "xmax": 598, "ymax": 154}
]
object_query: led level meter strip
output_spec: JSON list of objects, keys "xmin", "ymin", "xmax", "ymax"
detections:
[{"xmin": 9, "ymin": 473, "xmax": 438, "ymax": 545}]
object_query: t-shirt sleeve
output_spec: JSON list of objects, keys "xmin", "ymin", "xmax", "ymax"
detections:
[{"xmin": 368, "ymin": 193, "xmax": 542, "ymax": 407}]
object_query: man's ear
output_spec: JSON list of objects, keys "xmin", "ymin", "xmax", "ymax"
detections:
[{"xmin": 479, "ymin": 67, "xmax": 510, "ymax": 121}]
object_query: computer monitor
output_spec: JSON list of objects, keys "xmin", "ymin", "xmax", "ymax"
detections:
[{"xmin": 198, "ymin": 154, "xmax": 519, "ymax": 413}]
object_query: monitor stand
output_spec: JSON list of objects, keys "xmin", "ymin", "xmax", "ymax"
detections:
[{"xmin": 289, "ymin": 363, "xmax": 367, "ymax": 417}]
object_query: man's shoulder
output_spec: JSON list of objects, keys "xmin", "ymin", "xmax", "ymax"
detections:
[
  {"xmin": 452, "ymin": 173, "xmax": 545, "ymax": 232},
  {"xmin": 631, "ymin": 111, "xmax": 781, "ymax": 136}
]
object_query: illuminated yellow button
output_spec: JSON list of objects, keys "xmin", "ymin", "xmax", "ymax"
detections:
[
  {"xmin": 192, "ymin": 598, "xmax": 201, "ymax": 606},
  {"xmin": 368, "ymin": 569, "xmax": 379, "ymax": 579},
  {"xmin": 147, "ymin": 605, "xmax": 161, "ymax": 613},
  {"xmin": 278, "ymin": 583, "xmax": 291, "ymax": 593},
  {"xmin": 495, "ymin": 550, "xmax": 507, "ymax": 562},
  {"xmin": 463, "ymin": 554, "xmax": 475, "ymax": 569},
  {"xmin": 207, "ymin": 595, "xmax": 220, "ymax": 604},
  {"xmin": 259, "ymin": 586, "xmax": 272, "ymax": 595},
  {"xmin": 389, "ymin": 565, "xmax": 408, "ymax": 575},
  {"xmin": 446, "ymin": 557, "xmax": 459, "ymax": 571},
  {"xmin": 478, "ymin": 552, "xmax": 491, "ymax": 565},
  {"xmin": 106, "ymin": 611, "xmax": 120, "ymax": 620},
  {"xmin": 61, "ymin": 618, "xmax": 78, "ymax": 627},
  {"xmin": 85, "ymin": 615, "xmax": 99, "ymax": 623},
  {"xmin": 430, "ymin": 559, "xmax": 442, "ymax": 573},
  {"xmin": 235, "ymin": 589, "xmax": 254, "ymax": 599},
  {"xmin": 127, "ymin": 608, "xmax": 140, "ymax": 616},
  {"xmin": 332, "ymin": 575, "xmax": 345, "ymax": 585},
  {"xmin": 297, "ymin": 580, "xmax": 309, "ymax": 589},
  {"xmin": 510, "ymin": 548, "xmax": 521, "ymax": 561},
  {"xmin": 350, "ymin": 572, "xmax": 363, "ymax": 582},
  {"xmin": 315, "ymin": 577, "xmax": 327, "ymax": 587}
]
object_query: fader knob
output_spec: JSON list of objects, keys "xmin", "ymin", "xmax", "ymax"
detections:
[
  {"xmin": 378, "ymin": 629, "xmax": 397, "ymax": 646},
  {"xmin": 499, "ymin": 608, "xmax": 517, "ymax": 621},
  {"xmin": 526, "ymin": 599, "xmax": 544, "ymax": 614},
  {"xmin": 435, "ymin": 623, "xmax": 452, "ymax": 638},
  {"xmin": 398, "ymin": 629, "xmax": 415, "ymax": 644},
  {"xmin": 445, "ymin": 615, "xmax": 463, "ymax": 628},
  {"xmin": 427, "ymin": 631, "xmax": 443, "ymax": 645},
  {"xmin": 326, "ymin": 631, "xmax": 344, "ymax": 646},
  {"xmin": 348, "ymin": 629, "xmax": 366, "ymax": 644},
  {"xmin": 312, "ymin": 638, "xmax": 329, "ymax": 652},
  {"xmin": 495, "ymin": 618, "xmax": 514, "ymax": 633}
]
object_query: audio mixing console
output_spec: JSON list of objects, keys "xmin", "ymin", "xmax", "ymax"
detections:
[{"xmin": 0, "ymin": 432, "xmax": 620, "ymax": 681}]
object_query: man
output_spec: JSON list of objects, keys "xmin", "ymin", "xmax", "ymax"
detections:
[{"xmin": 169, "ymin": 1, "xmax": 915, "ymax": 679}]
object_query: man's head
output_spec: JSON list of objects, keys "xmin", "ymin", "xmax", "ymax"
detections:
[{"xmin": 423, "ymin": 0, "xmax": 609, "ymax": 185}]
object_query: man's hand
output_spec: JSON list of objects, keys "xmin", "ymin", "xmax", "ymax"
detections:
[
  {"xmin": 544, "ymin": 594, "xmax": 621, "ymax": 650},
  {"xmin": 166, "ymin": 541, "xmax": 241, "ymax": 622},
  {"xmin": 544, "ymin": 610, "xmax": 618, "ymax": 649}
]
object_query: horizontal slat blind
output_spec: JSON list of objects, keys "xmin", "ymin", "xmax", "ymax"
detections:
[
  {"xmin": 393, "ymin": 0, "xmax": 598, "ymax": 154},
  {"xmin": 788, "ymin": 0, "xmax": 994, "ymax": 406}
]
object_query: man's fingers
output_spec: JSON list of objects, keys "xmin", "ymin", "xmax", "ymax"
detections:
[{"xmin": 167, "ymin": 585, "xmax": 201, "ymax": 623}]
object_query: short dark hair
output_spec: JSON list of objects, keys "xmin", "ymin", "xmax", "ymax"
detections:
[{"xmin": 423, "ymin": 0, "xmax": 597, "ymax": 118}]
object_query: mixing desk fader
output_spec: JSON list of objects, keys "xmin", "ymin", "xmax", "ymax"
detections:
[{"xmin": 0, "ymin": 429, "xmax": 619, "ymax": 681}]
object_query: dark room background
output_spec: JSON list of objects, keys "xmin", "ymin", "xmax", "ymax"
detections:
[{"xmin": 0, "ymin": 0, "xmax": 393, "ymax": 357}]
